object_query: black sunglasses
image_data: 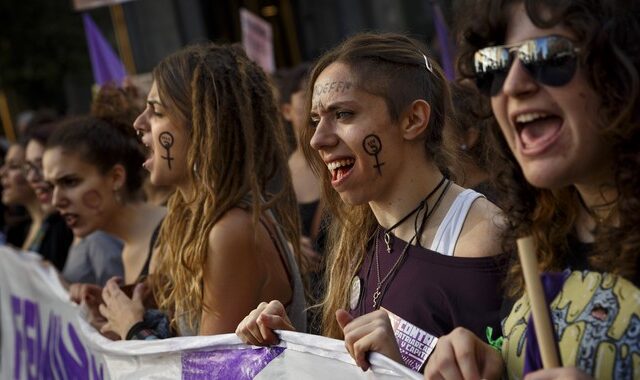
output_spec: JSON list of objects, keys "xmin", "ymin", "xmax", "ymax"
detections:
[{"xmin": 473, "ymin": 35, "xmax": 580, "ymax": 97}]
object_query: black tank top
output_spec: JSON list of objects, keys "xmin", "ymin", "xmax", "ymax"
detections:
[{"xmin": 352, "ymin": 230, "xmax": 508, "ymax": 340}]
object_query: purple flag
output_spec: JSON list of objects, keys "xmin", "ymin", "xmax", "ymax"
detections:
[
  {"xmin": 82, "ymin": 13, "xmax": 127, "ymax": 85},
  {"xmin": 432, "ymin": 3, "xmax": 455, "ymax": 80}
]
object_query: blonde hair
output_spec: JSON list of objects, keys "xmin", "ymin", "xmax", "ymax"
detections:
[
  {"xmin": 299, "ymin": 33, "xmax": 455, "ymax": 338},
  {"xmin": 151, "ymin": 43, "xmax": 302, "ymax": 333}
]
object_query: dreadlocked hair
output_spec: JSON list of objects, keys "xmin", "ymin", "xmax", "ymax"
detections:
[
  {"xmin": 298, "ymin": 32, "xmax": 457, "ymax": 339},
  {"xmin": 151, "ymin": 43, "xmax": 303, "ymax": 333},
  {"xmin": 456, "ymin": 0, "xmax": 640, "ymax": 298}
]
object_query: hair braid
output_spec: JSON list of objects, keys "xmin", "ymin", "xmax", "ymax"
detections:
[{"xmin": 152, "ymin": 43, "xmax": 303, "ymax": 332}]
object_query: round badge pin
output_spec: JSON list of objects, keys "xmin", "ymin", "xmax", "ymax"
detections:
[{"xmin": 349, "ymin": 276, "xmax": 362, "ymax": 310}]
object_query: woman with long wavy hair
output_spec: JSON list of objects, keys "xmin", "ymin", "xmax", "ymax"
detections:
[
  {"xmin": 98, "ymin": 43, "xmax": 306, "ymax": 339},
  {"xmin": 236, "ymin": 32, "xmax": 507, "ymax": 372},
  {"xmin": 424, "ymin": 0, "xmax": 640, "ymax": 379}
]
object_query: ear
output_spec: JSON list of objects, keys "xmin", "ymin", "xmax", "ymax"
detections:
[
  {"xmin": 464, "ymin": 127, "xmax": 480, "ymax": 149},
  {"xmin": 109, "ymin": 164, "xmax": 127, "ymax": 191},
  {"xmin": 281, "ymin": 103, "xmax": 293, "ymax": 122},
  {"xmin": 401, "ymin": 100, "xmax": 431, "ymax": 141}
]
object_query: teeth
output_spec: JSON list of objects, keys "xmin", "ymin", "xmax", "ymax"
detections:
[
  {"xmin": 327, "ymin": 159, "xmax": 355, "ymax": 171},
  {"xmin": 516, "ymin": 112, "xmax": 549, "ymax": 124}
]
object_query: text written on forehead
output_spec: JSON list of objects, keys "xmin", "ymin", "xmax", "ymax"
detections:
[{"xmin": 313, "ymin": 81, "xmax": 352, "ymax": 97}]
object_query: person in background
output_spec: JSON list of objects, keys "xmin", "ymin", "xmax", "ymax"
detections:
[
  {"xmin": 448, "ymin": 80, "xmax": 499, "ymax": 203},
  {"xmin": 43, "ymin": 115, "xmax": 164, "ymax": 287},
  {"xmin": 60, "ymin": 84, "xmax": 146, "ymax": 286},
  {"xmin": 0, "ymin": 143, "xmax": 37, "ymax": 248},
  {"xmin": 275, "ymin": 63, "xmax": 327, "ymax": 333},
  {"xmin": 22, "ymin": 121, "xmax": 73, "ymax": 270}
]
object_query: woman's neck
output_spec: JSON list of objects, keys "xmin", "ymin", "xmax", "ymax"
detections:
[
  {"xmin": 25, "ymin": 201, "xmax": 44, "ymax": 225},
  {"xmin": 574, "ymin": 181, "xmax": 619, "ymax": 242},
  {"xmin": 369, "ymin": 160, "xmax": 444, "ymax": 242},
  {"xmin": 575, "ymin": 180, "xmax": 618, "ymax": 217},
  {"xmin": 105, "ymin": 202, "xmax": 161, "ymax": 244}
]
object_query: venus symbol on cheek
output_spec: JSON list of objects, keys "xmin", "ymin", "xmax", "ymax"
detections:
[
  {"xmin": 159, "ymin": 132, "xmax": 174, "ymax": 170},
  {"xmin": 363, "ymin": 134, "xmax": 385, "ymax": 176}
]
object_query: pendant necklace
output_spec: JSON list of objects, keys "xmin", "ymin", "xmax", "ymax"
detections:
[
  {"xmin": 383, "ymin": 176, "xmax": 446, "ymax": 254},
  {"xmin": 372, "ymin": 178, "xmax": 450, "ymax": 309},
  {"xmin": 577, "ymin": 193, "xmax": 617, "ymax": 225}
]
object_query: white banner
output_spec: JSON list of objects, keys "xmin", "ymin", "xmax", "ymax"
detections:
[{"xmin": 0, "ymin": 247, "xmax": 421, "ymax": 379}]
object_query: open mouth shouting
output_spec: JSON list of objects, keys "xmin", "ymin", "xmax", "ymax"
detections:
[
  {"xmin": 513, "ymin": 111, "xmax": 564, "ymax": 156},
  {"xmin": 34, "ymin": 187, "xmax": 52, "ymax": 205},
  {"xmin": 61, "ymin": 212, "xmax": 79, "ymax": 228},
  {"xmin": 327, "ymin": 158, "xmax": 355, "ymax": 186},
  {"xmin": 140, "ymin": 135, "xmax": 154, "ymax": 170}
]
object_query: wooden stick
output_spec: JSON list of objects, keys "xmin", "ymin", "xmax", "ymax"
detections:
[
  {"xmin": 0, "ymin": 90, "xmax": 16, "ymax": 143},
  {"xmin": 517, "ymin": 236, "xmax": 560, "ymax": 368}
]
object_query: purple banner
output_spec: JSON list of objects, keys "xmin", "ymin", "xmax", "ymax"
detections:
[
  {"xmin": 11, "ymin": 295, "xmax": 105, "ymax": 380},
  {"xmin": 182, "ymin": 346, "xmax": 285, "ymax": 379}
]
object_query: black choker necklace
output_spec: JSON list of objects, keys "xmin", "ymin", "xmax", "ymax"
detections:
[
  {"xmin": 577, "ymin": 194, "xmax": 617, "ymax": 225},
  {"xmin": 370, "ymin": 178, "xmax": 451, "ymax": 309},
  {"xmin": 382, "ymin": 177, "xmax": 447, "ymax": 253}
]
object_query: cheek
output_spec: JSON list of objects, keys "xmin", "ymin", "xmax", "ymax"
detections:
[
  {"xmin": 81, "ymin": 190, "xmax": 104, "ymax": 210},
  {"xmin": 11, "ymin": 173, "xmax": 29, "ymax": 187}
]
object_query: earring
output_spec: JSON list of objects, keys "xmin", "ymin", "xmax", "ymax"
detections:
[
  {"xmin": 113, "ymin": 186, "xmax": 123, "ymax": 204},
  {"xmin": 460, "ymin": 144, "xmax": 468, "ymax": 151}
]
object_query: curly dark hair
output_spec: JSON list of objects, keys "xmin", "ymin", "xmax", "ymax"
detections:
[
  {"xmin": 449, "ymin": 81, "xmax": 493, "ymax": 181},
  {"xmin": 456, "ymin": 0, "xmax": 640, "ymax": 297},
  {"xmin": 46, "ymin": 115, "xmax": 146, "ymax": 201}
]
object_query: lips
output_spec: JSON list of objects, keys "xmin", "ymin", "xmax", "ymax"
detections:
[
  {"xmin": 326, "ymin": 158, "xmax": 355, "ymax": 185},
  {"xmin": 61, "ymin": 213, "xmax": 79, "ymax": 228},
  {"xmin": 513, "ymin": 111, "xmax": 564, "ymax": 156},
  {"xmin": 34, "ymin": 188, "xmax": 52, "ymax": 204},
  {"xmin": 141, "ymin": 135, "xmax": 154, "ymax": 171}
]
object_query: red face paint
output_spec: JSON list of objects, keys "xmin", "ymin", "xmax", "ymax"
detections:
[{"xmin": 82, "ymin": 190, "xmax": 103, "ymax": 210}]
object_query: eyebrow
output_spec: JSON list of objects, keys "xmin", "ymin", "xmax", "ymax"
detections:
[
  {"xmin": 49, "ymin": 172, "xmax": 76, "ymax": 183},
  {"xmin": 312, "ymin": 100, "xmax": 357, "ymax": 114}
]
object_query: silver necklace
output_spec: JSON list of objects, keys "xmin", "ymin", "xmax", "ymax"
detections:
[
  {"xmin": 373, "ymin": 230, "xmax": 415, "ymax": 309},
  {"xmin": 371, "ymin": 179, "xmax": 451, "ymax": 309}
]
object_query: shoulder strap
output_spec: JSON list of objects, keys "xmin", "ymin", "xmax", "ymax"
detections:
[
  {"xmin": 429, "ymin": 189, "xmax": 484, "ymax": 256},
  {"xmin": 259, "ymin": 208, "xmax": 307, "ymax": 332},
  {"xmin": 138, "ymin": 218, "xmax": 164, "ymax": 281}
]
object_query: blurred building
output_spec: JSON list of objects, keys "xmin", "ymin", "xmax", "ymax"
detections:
[
  {"xmin": 112, "ymin": 0, "xmax": 454, "ymax": 73},
  {"xmin": 0, "ymin": 0, "xmax": 456, "ymax": 137}
]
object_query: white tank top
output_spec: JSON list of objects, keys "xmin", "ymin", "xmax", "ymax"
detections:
[{"xmin": 429, "ymin": 189, "xmax": 484, "ymax": 256}]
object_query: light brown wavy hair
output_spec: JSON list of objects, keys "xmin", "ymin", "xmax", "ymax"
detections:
[
  {"xmin": 456, "ymin": 0, "xmax": 640, "ymax": 298},
  {"xmin": 151, "ymin": 43, "xmax": 302, "ymax": 333},
  {"xmin": 298, "ymin": 32, "xmax": 456, "ymax": 338}
]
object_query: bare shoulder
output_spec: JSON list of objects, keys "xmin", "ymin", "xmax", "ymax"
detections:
[
  {"xmin": 454, "ymin": 196, "xmax": 506, "ymax": 258},
  {"xmin": 207, "ymin": 208, "xmax": 257, "ymax": 255}
]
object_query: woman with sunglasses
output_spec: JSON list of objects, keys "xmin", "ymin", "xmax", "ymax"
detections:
[
  {"xmin": 0, "ymin": 144, "xmax": 38, "ymax": 248},
  {"xmin": 236, "ymin": 33, "xmax": 507, "ymax": 372},
  {"xmin": 423, "ymin": 1, "xmax": 640, "ymax": 379},
  {"xmin": 22, "ymin": 122, "xmax": 74, "ymax": 271}
]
